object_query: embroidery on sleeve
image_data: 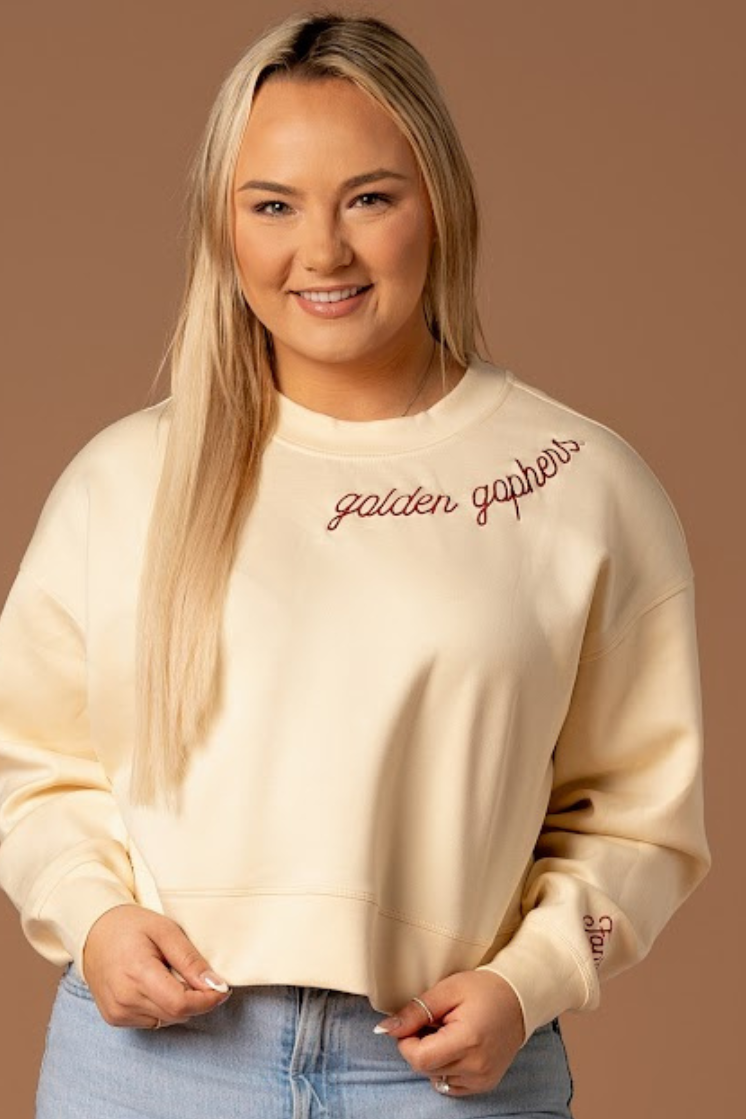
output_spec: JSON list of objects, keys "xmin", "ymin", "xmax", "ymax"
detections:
[{"xmin": 583, "ymin": 914, "xmax": 614, "ymax": 967}]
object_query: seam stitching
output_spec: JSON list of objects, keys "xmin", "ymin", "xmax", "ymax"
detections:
[
  {"xmin": 529, "ymin": 913, "xmax": 598, "ymax": 1009},
  {"xmin": 158, "ymin": 885, "xmax": 509, "ymax": 946},
  {"xmin": 271, "ymin": 369, "xmax": 515, "ymax": 459},
  {"xmin": 514, "ymin": 380, "xmax": 693, "ymax": 549},
  {"xmin": 579, "ymin": 578, "xmax": 693, "ymax": 663},
  {"xmin": 32, "ymin": 852, "xmax": 111, "ymax": 919},
  {"xmin": 16, "ymin": 564, "xmax": 86, "ymax": 635}
]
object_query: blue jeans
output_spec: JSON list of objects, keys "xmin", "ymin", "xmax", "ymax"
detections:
[{"xmin": 36, "ymin": 961, "xmax": 574, "ymax": 1118}]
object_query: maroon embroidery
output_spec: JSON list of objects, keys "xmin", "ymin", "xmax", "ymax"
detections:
[
  {"xmin": 583, "ymin": 914, "xmax": 613, "ymax": 967},
  {"xmin": 324, "ymin": 436, "xmax": 584, "ymax": 531},
  {"xmin": 471, "ymin": 438, "xmax": 584, "ymax": 526},
  {"xmin": 327, "ymin": 486, "xmax": 460, "ymax": 532}
]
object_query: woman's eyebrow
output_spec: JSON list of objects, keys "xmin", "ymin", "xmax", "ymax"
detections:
[{"xmin": 236, "ymin": 168, "xmax": 410, "ymax": 195}]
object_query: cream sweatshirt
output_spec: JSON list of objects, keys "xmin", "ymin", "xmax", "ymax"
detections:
[{"xmin": 0, "ymin": 353, "xmax": 711, "ymax": 1043}]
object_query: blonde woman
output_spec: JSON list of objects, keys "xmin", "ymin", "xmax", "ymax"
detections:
[{"xmin": 0, "ymin": 10, "xmax": 710, "ymax": 1118}]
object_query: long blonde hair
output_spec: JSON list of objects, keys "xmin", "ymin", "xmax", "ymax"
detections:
[{"xmin": 129, "ymin": 8, "xmax": 490, "ymax": 809}]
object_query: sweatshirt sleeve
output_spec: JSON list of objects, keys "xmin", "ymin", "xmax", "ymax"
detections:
[
  {"xmin": 475, "ymin": 460, "xmax": 712, "ymax": 1044},
  {"xmin": 0, "ymin": 458, "xmax": 138, "ymax": 981}
]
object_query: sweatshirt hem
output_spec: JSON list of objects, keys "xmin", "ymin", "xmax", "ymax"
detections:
[
  {"xmin": 156, "ymin": 889, "xmax": 518, "ymax": 1016},
  {"xmin": 158, "ymin": 885, "xmax": 494, "ymax": 945}
]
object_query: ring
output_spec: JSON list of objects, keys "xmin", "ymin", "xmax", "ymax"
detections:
[
  {"xmin": 435, "ymin": 1075, "xmax": 450, "ymax": 1094},
  {"xmin": 411, "ymin": 996, "xmax": 434, "ymax": 1024},
  {"xmin": 152, "ymin": 1017, "xmax": 163, "ymax": 1030}
]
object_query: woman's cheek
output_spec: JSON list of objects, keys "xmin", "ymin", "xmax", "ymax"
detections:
[
  {"xmin": 366, "ymin": 211, "xmax": 431, "ymax": 284},
  {"xmin": 235, "ymin": 230, "xmax": 286, "ymax": 292},
  {"xmin": 389, "ymin": 209, "xmax": 433, "ymax": 277}
]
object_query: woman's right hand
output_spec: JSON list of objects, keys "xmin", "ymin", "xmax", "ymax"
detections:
[{"xmin": 80, "ymin": 903, "xmax": 233, "ymax": 1028}]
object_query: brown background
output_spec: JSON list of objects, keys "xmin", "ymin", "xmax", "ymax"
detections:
[{"xmin": 1, "ymin": 1, "xmax": 742, "ymax": 1115}]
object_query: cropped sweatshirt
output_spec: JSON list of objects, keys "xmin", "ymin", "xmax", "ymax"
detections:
[{"xmin": 0, "ymin": 353, "xmax": 711, "ymax": 1043}]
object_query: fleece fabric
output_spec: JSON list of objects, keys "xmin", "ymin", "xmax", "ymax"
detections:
[{"xmin": 0, "ymin": 353, "xmax": 711, "ymax": 1042}]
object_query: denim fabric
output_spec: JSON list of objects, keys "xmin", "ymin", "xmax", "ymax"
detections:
[{"xmin": 36, "ymin": 961, "xmax": 574, "ymax": 1118}]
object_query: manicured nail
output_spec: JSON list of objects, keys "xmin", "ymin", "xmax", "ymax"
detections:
[
  {"xmin": 373, "ymin": 1016, "xmax": 402, "ymax": 1034},
  {"xmin": 200, "ymin": 971, "xmax": 230, "ymax": 993}
]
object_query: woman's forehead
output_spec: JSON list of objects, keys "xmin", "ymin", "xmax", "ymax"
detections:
[{"xmin": 239, "ymin": 76, "xmax": 413, "ymax": 165}]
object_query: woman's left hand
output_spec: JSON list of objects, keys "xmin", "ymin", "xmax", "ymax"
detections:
[{"xmin": 373, "ymin": 970, "xmax": 526, "ymax": 1097}]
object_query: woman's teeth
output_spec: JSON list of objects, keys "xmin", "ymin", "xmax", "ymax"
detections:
[{"xmin": 296, "ymin": 285, "xmax": 369, "ymax": 303}]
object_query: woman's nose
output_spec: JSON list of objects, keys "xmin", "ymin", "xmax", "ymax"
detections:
[{"xmin": 299, "ymin": 213, "xmax": 353, "ymax": 273}]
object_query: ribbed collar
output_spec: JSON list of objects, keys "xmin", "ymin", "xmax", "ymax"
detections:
[{"xmin": 271, "ymin": 352, "xmax": 513, "ymax": 456}]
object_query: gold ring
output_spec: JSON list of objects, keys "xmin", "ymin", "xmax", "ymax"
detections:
[{"xmin": 411, "ymin": 996, "xmax": 434, "ymax": 1024}]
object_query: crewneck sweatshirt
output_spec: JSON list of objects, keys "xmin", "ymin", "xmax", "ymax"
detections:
[{"xmin": 0, "ymin": 353, "xmax": 711, "ymax": 1043}]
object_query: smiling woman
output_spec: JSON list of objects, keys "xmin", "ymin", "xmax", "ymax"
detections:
[
  {"xmin": 0, "ymin": 9, "xmax": 709, "ymax": 1119},
  {"xmin": 230, "ymin": 74, "xmax": 455, "ymax": 412}
]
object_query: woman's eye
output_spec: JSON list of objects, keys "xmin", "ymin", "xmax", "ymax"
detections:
[
  {"xmin": 353, "ymin": 192, "xmax": 391, "ymax": 208},
  {"xmin": 253, "ymin": 200, "xmax": 291, "ymax": 216},
  {"xmin": 251, "ymin": 193, "xmax": 391, "ymax": 217}
]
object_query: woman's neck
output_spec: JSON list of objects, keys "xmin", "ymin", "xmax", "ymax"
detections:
[{"xmin": 271, "ymin": 337, "xmax": 466, "ymax": 422}]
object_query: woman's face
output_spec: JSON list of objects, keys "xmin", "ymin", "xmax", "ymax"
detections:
[{"xmin": 231, "ymin": 75, "xmax": 436, "ymax": 370}]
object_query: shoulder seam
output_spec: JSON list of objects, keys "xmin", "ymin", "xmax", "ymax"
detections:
[
  {"xmin": 513, "ymin": 379, "xmax": 638, "ymax": 442},
  {"xmin": 15, "ymin": 563, "xmax": 86, "ymax": 637},
  {"xmin": 513, "ymin": 379, "xmax": 692, "ymax": 551},
  {"xmin": 579, "ymin": 578, "xmax": 693, "ymax": 663}
]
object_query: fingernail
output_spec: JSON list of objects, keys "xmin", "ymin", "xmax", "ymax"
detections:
[
  {"xmin": 373, "ymin": 1015, "xmax": 402, "ymax": 1034},
  {"xmin": 200, "ymin": 970, "xmax": 230, "ymax": 993}
]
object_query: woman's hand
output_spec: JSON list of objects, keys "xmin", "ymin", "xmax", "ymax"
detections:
[
  {"xmin": 80, "ymin": 903, "xmax": 233, "ymax": 1029},
  {"xmin": 373, "ymin": 969, "xmax": 526, "ymax": 1097}
]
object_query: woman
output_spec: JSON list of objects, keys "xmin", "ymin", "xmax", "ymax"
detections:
[{"xmin": 0, "ymin": 10, "xmax": 710, "ymax": 1118}]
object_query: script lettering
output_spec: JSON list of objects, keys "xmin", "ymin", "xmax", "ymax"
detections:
[
  {"xmin": 323, "ymin": 435, "xmax": 585, "ymax": 531},
  {"xmin": 583, "ymin": 914, "xmax": 614, "ymax": 967},
  {"xmin": 327, "ymin": 486, "xmax": 460, "ymax": 532},
  {"xmin": 471, "ymin": 438, "xmax": 583, "ymax": 525}
]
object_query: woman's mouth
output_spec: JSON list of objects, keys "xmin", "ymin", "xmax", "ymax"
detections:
[{"xmin": 291, "ymin": 284, "xmax": 373, "ymax": 318}]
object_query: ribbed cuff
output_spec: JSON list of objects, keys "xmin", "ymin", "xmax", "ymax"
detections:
[
  {"xmin": 30, "ymin": 860, "xmax": 139, "ymax": 983},
  {"xmin": 475, "ymin": 913, "xmax": 598, "ymax": 1045}
]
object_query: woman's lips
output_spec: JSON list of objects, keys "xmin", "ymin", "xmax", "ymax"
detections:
[{"xmin": 291, "ymin": 284, "xmax": 373, "ymax": 318}]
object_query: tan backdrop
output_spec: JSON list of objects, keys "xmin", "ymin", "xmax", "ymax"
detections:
[{"xmin": 1, "ymin": 2, "xmax": 742, "ymax": 1115}]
